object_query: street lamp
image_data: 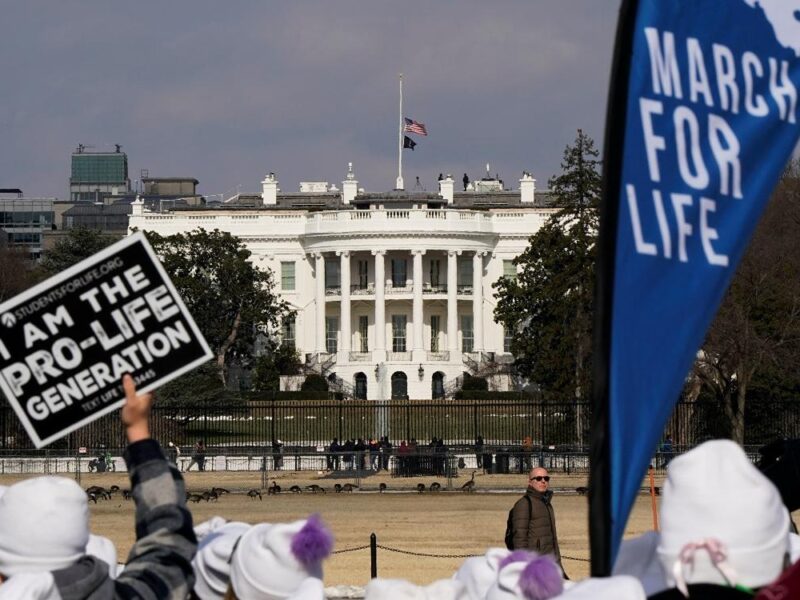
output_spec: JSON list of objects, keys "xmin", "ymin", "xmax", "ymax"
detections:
[{"xmin": 418, "ymin": 364, "xmax": 425, "ymax": 380}]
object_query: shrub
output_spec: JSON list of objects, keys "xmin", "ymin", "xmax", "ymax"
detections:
[
  {"xmin": 461, "ymin": 374, "xmax": 489, "ymax": 391},
  {"xmin": 301, "ymin": 374, "xmax": 330, "ymax": 392}
]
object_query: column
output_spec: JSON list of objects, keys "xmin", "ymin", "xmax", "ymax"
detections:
[
  {"xmin": 338, "ymin": 250, "xmax": 351, "ymax": 358},
  {"xmin": 412, "ymin": 249, "xmax": 425, "ymax": 361},
  {"xmin": 314, "ymin": 253, "xmax": 325, "ymax": 354},
  {"xmin": 472, "ymin": 251, "xmax": 485, "ymax": 353},
  {"xmin": 447, "ymin": 250, "xmax": 459, "ymax": 355},
  {"xmin": 372, "ymin": 250, "xmax": 387, "ymax": 362}
]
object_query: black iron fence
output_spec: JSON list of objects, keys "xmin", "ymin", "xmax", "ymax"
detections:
[{"xmin": 0, "ymin": 398, "xmax": 798, "ymax": 452}]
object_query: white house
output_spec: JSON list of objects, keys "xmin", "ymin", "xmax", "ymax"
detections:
[{"xmin": 128, "ymin": 165, "xmax": 556, "ymax": 400}]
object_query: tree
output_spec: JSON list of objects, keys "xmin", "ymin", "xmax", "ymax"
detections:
[
  {"xmin": 39, "ymin": 228, "xmax": 116, "ymax": 276},
  {"xmin": 143, "ymin": 228, "xmax": 293, "ymax": 383},
  {"xmin": 494, "ymin": 130, "xmax": 600, "ymax": 402},
  {"xmin": 0, "ymin": 246, "xmax": 38, "ymax": 303},
  {"xmin": 693, "ymin": 168, "xmax": 800, "ymax": 444},
  {"xmin": 251, "ymin": 343, "xmax": 301, "ymax": 393}
]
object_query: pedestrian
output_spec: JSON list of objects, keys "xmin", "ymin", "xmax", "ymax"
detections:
[
  {"xmin": 369, "ymin": 438, "xmax": 380, "ymax": 471},
  {"xmin": 328, "ymin": 437, "xmax": 340, "ymax": 471},
  {"xmin": 508, "ymin": 467, "xmax": 566, "ymax": 578},
  {"xmin": 475, "ymin": 435, "xmax": 485, "ymax": 470},
  {"xmin": 0, "ymin": 374, "xmax": 197, "ymax": 598},
  {"xmin": 463, "ymin": 173, "xmax": 470, "ymax": 191},
  {"xmin": 272, "ymin": 439, "xmax": 284, "ymax": 470},
  {"xmin": 167, "ymin": 441, "xmax": 181, "ymax": 467},
  {"xmin": 521, "ymin": 435, "xmax": 533, "ymax": 472},
  {"xmin": 379, "ymin": 436, "xmax": 392, "ymax": 471},
  {"xmin": 186, "ymin": 440, "xmax": 206, "ymax": 472}
]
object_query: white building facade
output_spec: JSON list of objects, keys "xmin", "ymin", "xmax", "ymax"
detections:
[{"xmin": 128, "ymin": 167, "xmax": 555, "ymax": 400}]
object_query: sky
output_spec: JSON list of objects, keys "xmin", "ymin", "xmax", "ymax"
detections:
[{"xmin": 1, "ymin": 1, "xmax": 619, "ymax": 200}]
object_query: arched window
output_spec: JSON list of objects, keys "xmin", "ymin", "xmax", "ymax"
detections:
[
  {"xmin": 432, "ymin": 372, "xmax": 445, "ymax": 399},
  {"xmin": 354, "ymin": 372, "xmax": 368, "ymax": 400},
  {"xmin": 391, "ymin": 371, "xmax": 408, "ymax": 400}
]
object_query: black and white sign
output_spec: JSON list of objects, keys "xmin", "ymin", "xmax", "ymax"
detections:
[{"xmin": 0, "ymin": 233, "xmax": 213, "ymax": 448}]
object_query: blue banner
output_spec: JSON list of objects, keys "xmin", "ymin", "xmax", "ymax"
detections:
[{"xmin": 597, "ymin": 0, "xmax": 800, "ymax": 569}]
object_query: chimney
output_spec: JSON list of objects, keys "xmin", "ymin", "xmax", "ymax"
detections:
[
  {"xmin": 520, "ymin": 171, "xmax": 536, "ymax": 203},
  {"xmin": 439, "ymin": 174, "xmax": 454, "ymax": 204},
  {"xmin": 342, "ymin": 162, "xmax": 358, "ymax": 204},
  {"xmin": 262, "ymin": 172, "xmax": 278, "ymax": 205}
]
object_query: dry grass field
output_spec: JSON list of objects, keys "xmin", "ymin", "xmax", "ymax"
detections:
[{"xmin": 0, "ymin": 469, "xmax": 673, "ymax": 585}]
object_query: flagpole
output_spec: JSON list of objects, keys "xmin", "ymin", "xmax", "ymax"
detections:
[
  {"xmin": 396, "ymin": 73, "xmax": 404, "ymax": 190},
  {"xmin": 589, "ymin": 0, "xmax": 640, "ymax": 577}
]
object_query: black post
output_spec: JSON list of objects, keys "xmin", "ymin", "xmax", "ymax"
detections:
[
  {"xmin": 270, "ymin": 391, "xmax": 276, "ymax": 443},
  {"xmin": 472, "ymin": 403, "xmax": 478, "ymax": 445},
  {"xmin": 370, "ymin": 532, "xmax": 378, "ymax": 578}
]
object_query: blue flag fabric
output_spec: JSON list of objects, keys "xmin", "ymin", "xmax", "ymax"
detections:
[{"xmin": 603, "ymin": 0, "xmax": 800, "ymax": 566}]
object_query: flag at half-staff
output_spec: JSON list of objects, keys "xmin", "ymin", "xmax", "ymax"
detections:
[
  {"xmin": 403, "ymin": 136, "xmax": 417, "ymax": 151},
  {"xmin": 404, "ymin": 117, "xmax": 428, "ymax": 136},
  {"xmin": 590, "ymin": 0, "xmax": 800, "ymax": 576}
]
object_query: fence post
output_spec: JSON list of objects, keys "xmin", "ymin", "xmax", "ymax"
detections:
[
  {"xmin": 75, "ymin": 447, "xmax": 81, "ymax": 485},
  {"xmin": 271, "ymin": 392, "xmax": 276, "ymax": 443},
  {"xmin": 370, "ymin": 533, "xmax": 377, "ymax": 579},
  {"xmin": 446, "ymin": 450, "xmax": 453, "ymax": 490},
  {"xmin": 472, "ymin": 403, "xmax": 478, "ymax": 444},
  {"xmin": 405, "ymin": 400, "xmax": 410, "ymax": 443}
]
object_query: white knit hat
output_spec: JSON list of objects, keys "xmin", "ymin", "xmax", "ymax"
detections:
[
  {"xmin": 656, "ymin": 440, "xmax": 790, "ymax": 589},
  {"xmin": 552, "ymin": 575, "xmax": 646, "ymax": 599},
  {"xmin": 453, "ymin": 548, "xmax": 510, "ymax": 600},
  {"xmin": 485, "ymin": 553, "xmax": 564, "ymax": 600},
  {"xmin": 230, "ymin": 516, "xmax": 333, "ymax": 599},
  {"xmin": 611, "ymin": 531, "xmax": 667, "ymax": 595},
  {"xmin": 86, "ymin": 534, "xmax": 119, "ymax": 579},
  {"xmin": 0, "ymin": 572, "xmax": 60, "ymax": 600},
  {"xmin": 286, "ymin": 577, "xmax": 325, "ymax": 600},
  {"xmin": 364, "ymin": 578, "xmax": 469, "ymax": 599},
  {"xmin": 0, "ymin": 477, "xmax": 89, "ymax": 576},
  {"xmin": 192, "ymin": 521, "xmax": 251, "ymax": 600},
  {"xmin": 194, "ymin": 516, "xmax": 230, "ymax": 543}
]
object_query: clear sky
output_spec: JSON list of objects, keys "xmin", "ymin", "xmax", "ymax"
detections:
[{"xmin": 0, "ymin": 1, "xmax": 619, "ymax": 199}]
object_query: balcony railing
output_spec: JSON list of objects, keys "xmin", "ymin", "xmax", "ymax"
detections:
[
  {"xmin": 349, "ymin": 352, "xmax": 372, "ymax": 362},
  {"xmin": 386, "ymin": 285, "xmax": 412, "ymax": 295},
  {"xmin": 325, "ymin": 286, "xmax": 341, "ymax": 296},
  {"xmin": 423, "ymin": 284, "xmax": 447, "ymax": 294},
  {"xmin": 427, "ymin": 351, "xmax": 450, "ymax": 361},
  {"xmin": 457, "ymin": 285, "xmax": 473, "ymax": 294},
  {"xmin": 388, "ymin": 352, "xmax": 412, "ymax": 361},
  {"xmin": 351, "ymin": 284, "xmax": 374, "ymax": 295}
]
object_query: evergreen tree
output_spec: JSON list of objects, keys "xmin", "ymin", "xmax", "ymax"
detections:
[
  {"xmin": 39, "ymin": 228, "xmax": 116, "ymax": 276},
  {"xmin": 494, "ymin": 130, "xmax": 600, "ymax": 402}
]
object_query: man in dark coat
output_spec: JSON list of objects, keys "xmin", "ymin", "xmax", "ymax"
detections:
[{"xmin": 510, "ymin": 467, "xmax": 565, "ymax": 576}]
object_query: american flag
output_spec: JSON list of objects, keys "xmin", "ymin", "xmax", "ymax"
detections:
[{"xmin": 404, "ymin": 117, "xmax": 428, "ymax": 136}]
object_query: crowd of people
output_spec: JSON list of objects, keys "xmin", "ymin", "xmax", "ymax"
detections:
[{"xmin": 0, "ymin": 375, "xmax": 798, "ymax": 598}]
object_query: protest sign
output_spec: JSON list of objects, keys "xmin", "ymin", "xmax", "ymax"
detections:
[
  {"xmin": 0, "ymin": 232, "xmax": 213, "ymax": 448},
  {"xmin": 590, "ymin": 0, "xmax": 800, "ymax": 574}
]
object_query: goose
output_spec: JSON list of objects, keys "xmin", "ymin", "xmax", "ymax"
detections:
[
  {"xmin": 379, "ymin": 483, "xmax": 387, "ymax": 493},
  {"xmin": 461, "ymin": 471, "xmax": 477, "ymax": 493},
  {"xmin": 416, "ymin": 483, "xmax": 426, "ymax": 493},
  {"xmin": 247, "ymin": 489, "xmax": 263, "ymax": 501},
  {"xmin": 429, "ymin": 482, "xmax": 442, "ymax": 492}
]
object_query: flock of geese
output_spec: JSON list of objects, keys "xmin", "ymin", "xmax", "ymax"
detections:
[{"xmin": 84, "ymin": 471, "xmax": 480, "ymax": 504}]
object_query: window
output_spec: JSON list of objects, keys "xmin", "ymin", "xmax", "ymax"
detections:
[
  {"xmin": 281, "ymin": 262, "xmax": 296, "ymax": 291},
  {"xmin": 504, "ymin": 327, "xmax": 512, "ymax": 353},
  {"xmin": 391, "ymin": 258, "xmax": 407, "ymax": 287},
  {"xmin": 325, "ymin": 259, "xmax": 340, "ymax": 290},
  {"xmin": 358, "ymin": 260, "xmax": 369, "ymax": 289},
  {"xmin": 326, "ymin": 317, "xmax": 338, "ymax": 353},
  {"xmin": 359, "ymin": 315, "xmax": 369, "ymax": 352},
  {"xmin": 503, "ymin": 260, "xmax": 516, "ymax": 281},
  {"xmin": 430, "ymin": 315, "xmax": 440, "ymax": 352},
  {"xmin": 429, "ymin": 260, "xmax": 441, "ymax": 287},
  {"xmin": 281, "ymin": 317, "xmax": 296, "ymax": 350},
  {"xmin": 461, "ymin": 315, "xmax": 474, "ymax": 352},
  {"xmin": 392, "ymin": 315, "xmax": 407, "ymax": 352},
  {"xmin": 458, "ymin": 259, "xmax": 472, "ymax": 289}
]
